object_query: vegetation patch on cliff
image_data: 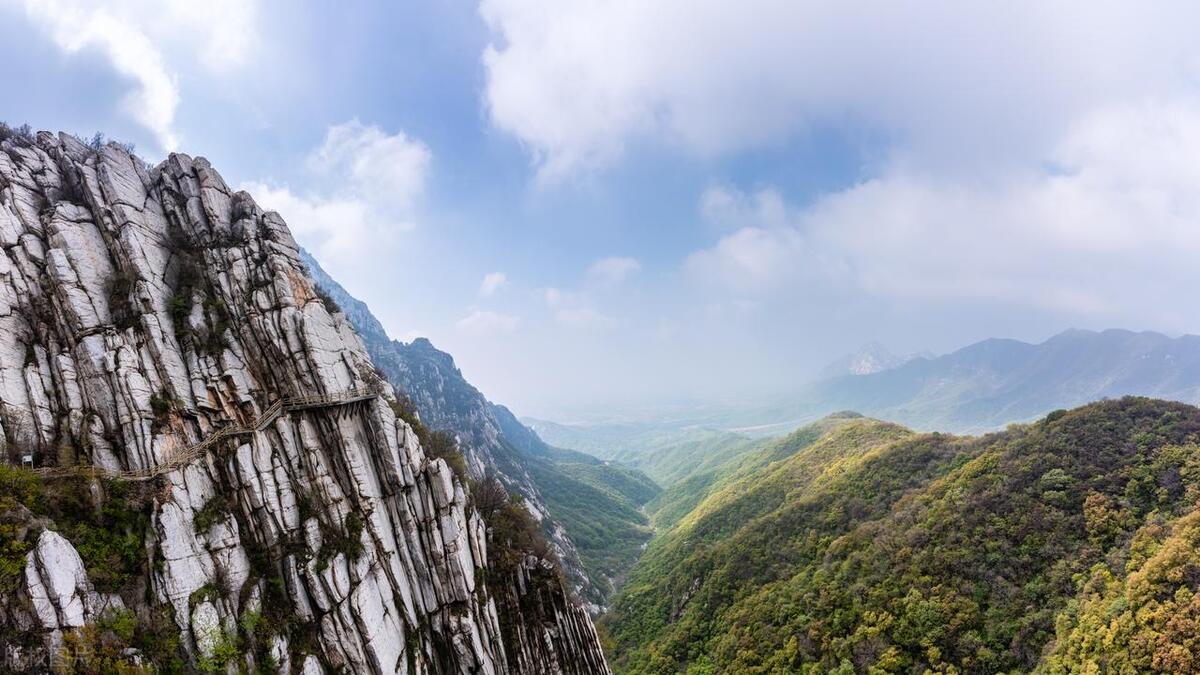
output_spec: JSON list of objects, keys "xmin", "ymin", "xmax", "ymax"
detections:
[
  {"xmin": 40, "ymin": 476, "xmax": 154, "ymax": 593},
  {"xmin": 390, "ymin": 397, "xmax": 470, "ymax": 480},
  {"xmin": 0, "ymin": 467, "xmax": 154, "ymax": 595},
  {"xmin": 0, "ymin": 464, "xmax": 43, "ymax": 593},
  {"xmin": 0, "ymin": 465, "xmax": 185, "ymax": 670}
]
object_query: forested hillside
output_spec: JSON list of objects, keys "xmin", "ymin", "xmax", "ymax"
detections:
[
  {"xmin": 528, "ymin": 422, "xmax": 759, "ymax": 487},
  {"xmin": 603, "ymin": 398, "xmax": 1200, "ymax": 674},
  {"xmin": 644, "ymin": 414, "xmax": 856, "ymax": 530}
]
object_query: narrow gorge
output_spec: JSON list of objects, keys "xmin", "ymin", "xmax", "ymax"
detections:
[{"xmin": 0, "ymin": 129, "xmax": 610, "ymax": 673}]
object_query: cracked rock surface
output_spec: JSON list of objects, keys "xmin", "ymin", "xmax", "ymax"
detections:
[{"xmin": 0, "ymin": 131, "xmax": 610, "ymax": 674}]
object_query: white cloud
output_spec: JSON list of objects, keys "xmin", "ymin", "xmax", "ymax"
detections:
[
  {"xmin": 160, "ymin": 0, "xmax": 257, "ymax": 71},
  {"xmin": 807, "ymin": 105, "xmax": 1200, "ymax": 318},
  {"xmin": 244, "ymin": 120, "xmax": 432, "ymax": 264},
  {"xmin": 456, "ymin": 309, "xmax": 520, "ymax": 335},
  {"xmin": 700, "ymin": 185, "xmax": 788, "ymax": 231},
  {"xmin": 23, "ymin": 0, "xmax": 180, "ymax": 151},
  {"xmin": 689, "ymin": 184, "xmax": 821, "ymax": 292},
  {"xmin": 18, "ymin": 0, "xmax": 261, "ymax": 152},
  {"xmin": 480, "ymin": 1, "xmax": 1200, "ymax": 179},
  {"xmin": 309, "ymin": 119, "xmax": 431, "ymax": 216},
  {"xmin": 536, "ymin": 255, "xmax": 640, "ymax": 329},
  {"xmin": 239, "ymin": 182, "xmax": 371, "ymax": 263},
  {"xmin": 479, "ymin": 272, "xmax": 508, "ymax": 297},
  {"xmin": 586, "ymin": 256, "xmax": 640, "ymax": 287},
  {"xmin": 687, "ymin": 225, "xmax": 806, "ymax": 293},
  {"xmin": 688, "ymin": 100, "xmax": 1200, "ymax": 328}
]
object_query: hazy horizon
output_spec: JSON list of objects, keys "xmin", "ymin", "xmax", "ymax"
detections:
[
  {"xmin": 512, "ymin": 326, "xmax": 1200, "ymax": 422},
  {"xmin": 7, "ymin": 1, "xmax": 1200, "ymax": 417}
]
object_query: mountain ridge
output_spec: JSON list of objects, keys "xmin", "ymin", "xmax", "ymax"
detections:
[
  {"xmin": 531, "ymin": 328, "xmax": 1200, "ymax": 458},
  {"xmin": 301, "ymin": 249, "xmax": 658, "ymax": 610},
  {"xmin": 818, "ymin": 340, "xmax": 913, "ymax": 378},
  {"xmin": 796, "ymin": 327, "xmax": 1200, "ymax": 432}
]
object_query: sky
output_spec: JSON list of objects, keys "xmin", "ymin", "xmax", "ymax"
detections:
[{"xmin": 4, "ymin": 1, "xmax": 1200, "ymax": 418}]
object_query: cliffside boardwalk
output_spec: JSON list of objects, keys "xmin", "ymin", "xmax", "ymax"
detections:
[{"xmin": 28, "ymin": 388, "xmax": 380, "ymax": 481}]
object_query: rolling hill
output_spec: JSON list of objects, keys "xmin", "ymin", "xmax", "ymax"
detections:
[{"xmin": 603, "ymin": 397, "xmax": 1200, "ymax": 674}]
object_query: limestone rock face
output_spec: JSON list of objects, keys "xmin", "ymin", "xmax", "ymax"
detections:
[
  {"xmin": 496, "ymin": 557, "xmax": 611, "ymax": 674},
  {"xmin": 0, "ymin": 131, "xmax": 610, "ymax": 674},
  {"xmin": 21, "ymin": 530, "xmax": 124, "ymax": 655}
]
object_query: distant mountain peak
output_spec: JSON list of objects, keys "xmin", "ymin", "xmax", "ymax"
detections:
[
  {"xmin": 822, "ymin": 341, "xmax": 909, "ymax": 378},
  {"xmin": 1049, "ymin": 327, "xmax": 1171, "ymax": 343}
]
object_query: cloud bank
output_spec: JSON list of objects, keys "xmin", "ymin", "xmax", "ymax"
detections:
[
  {"xmin": 481, "ymin": 1, "xmax": 1200, "ymax": 177},
  {"xmin": 691, "ymin": 101, "xmax": 1200, "ymax": 329},
  {"xmin": 484, "ymin": 1, "xmax": 1200, "ymax": 332}
]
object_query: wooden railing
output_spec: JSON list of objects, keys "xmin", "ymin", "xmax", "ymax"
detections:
[{"xmin": 28, "ymin": 388, "xmax": 378, "ymax": 481}]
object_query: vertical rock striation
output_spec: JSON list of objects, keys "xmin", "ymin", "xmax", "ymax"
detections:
[{"xmin": 0, "ymin": 130, "xmax": 610, "ymax": 673}]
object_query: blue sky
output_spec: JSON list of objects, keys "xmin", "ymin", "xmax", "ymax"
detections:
[{"xmin": 5, "ymin": 1, "xmax": 1200, "ymax": 417}]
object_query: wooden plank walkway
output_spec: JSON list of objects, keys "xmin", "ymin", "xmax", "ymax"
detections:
[{"xmin": 29, "ymin": 388, "xmax": 379, "ymax": 481}]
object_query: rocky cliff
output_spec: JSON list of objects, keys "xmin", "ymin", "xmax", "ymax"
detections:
[
  {"xmin": 0, "ymin": 129, "xmax": 610, "ymax": 673},
  {"xmin": 302, "ymin": 256, "xmax": 657, "ymax": 611}
]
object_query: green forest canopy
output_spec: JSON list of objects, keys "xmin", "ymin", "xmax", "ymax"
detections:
[{"xmin": 603, "ymin": 398, "xmax": 1200, "ymax": 674}]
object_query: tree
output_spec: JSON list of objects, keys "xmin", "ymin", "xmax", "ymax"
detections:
[{"xmin": 472, "ymin": 477, "xmax": 508, "ymax": 521}]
